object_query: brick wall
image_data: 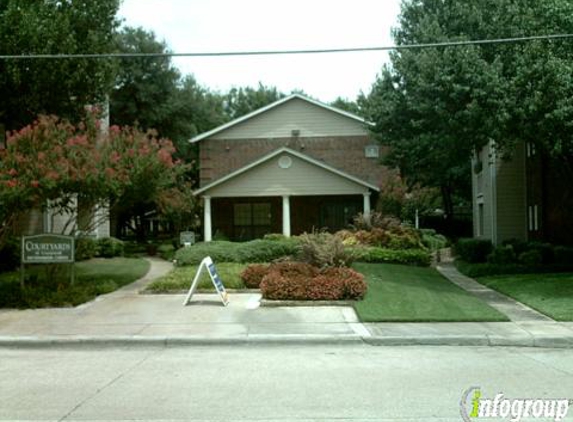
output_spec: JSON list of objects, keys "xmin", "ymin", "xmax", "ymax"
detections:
[{"xmin": 199, "ymin": 136, "xmax": 389, "ymax": 188}]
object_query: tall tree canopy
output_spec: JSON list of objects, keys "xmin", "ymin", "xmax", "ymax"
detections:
[
  {"xmin": 364, "ymin": 0, "xmax": 573, "ymax": 221},
  {"xmin": 110, "ymin": 27, "xmax": 181, "ymax": 137},
  {"xmin": 224, "ymin": 83, "xmax": 285, "ymax": 120},
  {"xmin": 0, "ymin": 0, "xmax": 120, "ymax": 130}
]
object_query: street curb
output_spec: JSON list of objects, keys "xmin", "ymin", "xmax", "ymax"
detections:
[
  {"xmin": 1, "ymin": 334, "xmax": 572, "ymax": 348},
  {"xmin": 0, "ymin": 335, "xmax": 365, "ymax": 348}
]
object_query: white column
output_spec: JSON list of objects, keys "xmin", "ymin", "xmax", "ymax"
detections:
[
  {"xmin": 363, "ymin": 192, "xmax": 371, "ymax": 217},
  {"xmin": 282, "ymin": 195, "xmax": 291, "ymax": 237},
  {"xmin": 203, "ymin": 196, "xmax": 212, "ymax": 242}
]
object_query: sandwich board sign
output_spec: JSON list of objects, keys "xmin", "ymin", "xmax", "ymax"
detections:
[{"xmin": 183, "ymin": 256, "xmax": 229, "ymax": 306}]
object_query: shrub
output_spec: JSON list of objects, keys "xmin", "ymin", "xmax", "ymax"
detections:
[
  {"xmin": 263, "ymin": 233, "xmax": 288, "ymax": 241},
  {"xmin": 487, "ymin": 245, "xmax": 517, "ymax": 265},
  {"xmin": 353, "ymin": 212, "xmax": 401, "ymax": 231},
  {"xmin": 454, "ymin": 238, "xmax": 493, "ymax": 263},
  {"xmin": 501, "ymin": 238, "xmax": 530, "ymax": 256},
  {"xmin": 236, "ymin": 239, "xmax": 300, "ymax": 263},
  {"xmin": 518, "ymin": 249, "xmax": 543, "ymax": 266},
  {"xmin": 240, "ymin": 264, "xmax": 269, "ymax": 288},
  {"xmin": 260, "ymin": 262, "xmax": 367, "ymax": 301},
  {"xmin": 322, "ymin": 267, "xmax": 367, "ymax": 300},
  {"xmin": 0, "ymin": 237, "xmax": 21, "ymax": 272},
  {"xmin": 157, "ymin": 244, "xmax": 176, "ymax": 261},
  {"xmin": 305, "ymin": 274, "xmax": 345, "ymax": 300},
  {"xmin": 97, "ymin": 237, "xmax": 124, "ymax": 258},
  {"xmin": 554, "ymin": 246, "xmax": 573, "ymax": 265},
  {"xmin": 75, "ymin": 237, "xmax": 98, "ymax": 261},
  {"xmin": 421, "ymin": 231, "xmax": 448, "ymax": 251},
  {"xmin": 261, "ymin": 273, "xmax": 308, "ymax": 300},
  {"xmin": 526, "ymin": 242, "xmax": 554, "ymax": 264},
  {"xmin": 352, "ymin": 247, "xmax": 431, "ymax": 266},
  {"xmin": 174, "ymin": 239, "xmax": 300, "ymax": 266},
  {"xmin": 298, "ymin": 232, "xmax": 354, "ymax": 268}
]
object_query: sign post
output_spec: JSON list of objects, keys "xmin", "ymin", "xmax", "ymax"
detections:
[
  {"xmin": 21, "ymin": 234, "xmax": 75, "ymax": 286},
  {"xmin": 179, "ymin": 231, "xmax": 195, "ymax": 247},
  {"xmin": 183, "ymin": 256, "xmax": 229, "ymax": 306}
]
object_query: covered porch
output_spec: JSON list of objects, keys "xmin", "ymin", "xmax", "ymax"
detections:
[{"xmin": 194, "ymin": 147, "xmax": 379, "ymax": 242}]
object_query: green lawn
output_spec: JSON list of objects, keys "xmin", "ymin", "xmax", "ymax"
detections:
[
  {"xmin": 353, "ymin": 263, "xmax": 509, "ymax": 322},
  {"xmin": 145, "ymin": 262, "xmax": 248, "ymax": 293},
  {"xmin": 0, "ymin": 257, "xmax": 150, "ymax": 308},
  {"xmin": 477, "ymin": 273, "xmax": 573, "ymax": 321}
]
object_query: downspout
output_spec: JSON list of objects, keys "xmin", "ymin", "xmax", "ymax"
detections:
[{"xmin": 490, "ymin": 141, "xmax": 498, "ymax": 245}]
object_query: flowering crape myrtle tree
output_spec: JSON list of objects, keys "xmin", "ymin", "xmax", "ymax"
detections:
[{"xmin": 0, "ymin": 113, "xmax": 195, "ymax": 249}]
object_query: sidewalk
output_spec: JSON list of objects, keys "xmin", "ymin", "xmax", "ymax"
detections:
[{"xmin": 0, "ymin": 258, "xmax": 572, "ymax": 348}]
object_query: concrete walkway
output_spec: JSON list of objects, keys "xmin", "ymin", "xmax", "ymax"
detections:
[
  {"xmin": 436, "ymin": 263, "xmax": 554, "ymax": 323},
  {"xmin": 0, "ymin": 258, "xmax": 572, "ymax": 348}
]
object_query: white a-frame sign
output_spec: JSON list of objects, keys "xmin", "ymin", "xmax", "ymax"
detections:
[{"xmin": 183, "ymin": 256, "xmax": 229, "ymax": 306}]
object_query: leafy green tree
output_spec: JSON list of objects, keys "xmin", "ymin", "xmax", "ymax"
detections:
[
  {"xmin": 0, "ymin": 0, "xmax": 120, "ymax": 130},
  {"xmin": 110, "ymin": 26, "xmax": 181, "ymax": 136},
  {"xmin": 224, "ymin": 83, "xmax": 285, "ymax": 120},
  {"xmin": 364, "ymin": 0, "xmax": 573, "ymax": 224},
  {"xmin": 330, "ymin": 97, "xmax": 362, "ymax": 116}
]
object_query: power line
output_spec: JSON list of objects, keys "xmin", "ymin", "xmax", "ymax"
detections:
[{"xmin": 0, "ymin": 33, "xmax": 572, "ymax": 60}]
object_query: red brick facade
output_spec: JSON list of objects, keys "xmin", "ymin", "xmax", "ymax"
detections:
[{"xmin": 199, "ymin": 135, "xmax": 388, "ymax": 188}]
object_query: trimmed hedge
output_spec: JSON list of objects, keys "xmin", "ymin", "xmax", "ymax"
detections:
[
  {"xmin": 239, "ymin": 264, "xmax": 269, "ymax": 288},
  {"xmin": 259, "ymin": 262, "xmax": 366, "ymax": 301},
  {"xmin": 352, "ymin": 246, "xmax": 431, "ymax": 267},
  {"xmin": 158, "ymin": 244, "xmax": 177, "ymax": 261},
  {"xmin": 97, "ymin": 237, "xmax": 124, "ymax": 258},
  {"xmin": 75, "ymin": 237, "xmax": 99, "ymax": 261},
  {"xmin": 174, "ymin": 239, "xmax": 300, "ymax": 266},
  {"xmin": 455, "ymin": 260, "xmax": 573, "ymax": 278},
  {"xmin": 454, "ymin": 238, "xmax": 493, "ymax": 263}
]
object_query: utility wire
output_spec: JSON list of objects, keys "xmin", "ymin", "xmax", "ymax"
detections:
[{"xmin": 0, "ymin": 33, "xmax": 572, "ymax": 60}]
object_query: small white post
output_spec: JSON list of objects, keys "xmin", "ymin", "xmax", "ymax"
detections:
[
  {"xmin": 363, "ymin": 192, "xmax": 371, "ymax": 218},
  {"xmin": 282, "ymin": 195, "xmax": 291, "ymax": 237},
  {"xmin": 415, "ymin": 208, "xmax": 419, "ymax": 229},
  {"xmin": 203, "ymin": 196, "xmax": 212, "ymax": 242}
]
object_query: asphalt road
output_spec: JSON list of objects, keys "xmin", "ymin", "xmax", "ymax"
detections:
[{"xmin": 1, "ymin": 345, "xmax": 572, "ymax": 421}]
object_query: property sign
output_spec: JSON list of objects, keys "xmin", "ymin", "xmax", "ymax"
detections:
[
  {"xmin": 183, "ymin": 256, "xmax": 229, "ymax": 306},
  {"xmin": 21, "ymin": 234, "xmax": 75, "ymax": 264},
  {"xmin": 179, "ymin": 231, "xmax": 195, "ymax": 246}
]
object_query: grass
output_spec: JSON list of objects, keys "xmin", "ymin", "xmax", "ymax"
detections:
[
  {"xmin": 352, "ymin": 263, "xmax": 509, "ymax": 322},
  {"xmin": 0, "ymin": 257, "xmax": 150, "ymax": 308},
  {"xmin": 477, "ymin": 273, "xmax": 573, "ymax": 321},
  {"xmin": 145, "ymin": 262, "xmax": 248, "ymax": 293}
]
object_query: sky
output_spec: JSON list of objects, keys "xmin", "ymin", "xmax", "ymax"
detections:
[{"xmin": 118, "ymin": 0, "xmax": 402, "ymax": 103}]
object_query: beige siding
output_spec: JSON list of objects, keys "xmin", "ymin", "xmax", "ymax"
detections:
[
  {"xmin": 495, "ymin": 142, "xmax": 527, "ymax": 243},
  {"xmin": 472, "ymin": 144, "xmax": 494, "ymax": 240},
  {"xmin": 211, "ymin": 98, "xmax": 368, "ymax": 140},
  {"xmin": 206, "ymin": 153, "xmax": 369, "ymax": 197}
]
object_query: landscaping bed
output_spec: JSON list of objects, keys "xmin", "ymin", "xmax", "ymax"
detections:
[
  {"xmin": 0, "ymin": 257, "xmax": 150, "ymax": 308},
  {"xmin": 353, "ymin": 263, "xmax": 508, "ymax": 322}
]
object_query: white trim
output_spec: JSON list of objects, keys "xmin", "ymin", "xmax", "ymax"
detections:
[
  {"xmin": 189, "ymin": 94, "xmax": 372, "ymax": 143},
  {"xmin": 203, "ymin": 196, "xmax": 212, "ymax": 242},
  {"xmin": 282, "ymin": 195, "xmax": 291, "ymax": 237},
  {"xmin": 194, "ymin": 147, "xmax": 380, "ymax": 196}
]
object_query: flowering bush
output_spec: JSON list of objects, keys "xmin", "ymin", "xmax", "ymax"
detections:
[{"xmin": 0, "ymin": 112, "xmax": 194, "ymax": 248}]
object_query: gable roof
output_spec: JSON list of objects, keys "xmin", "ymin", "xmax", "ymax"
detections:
[
  {"xmin": 194, "ymin": 147, "xmax": 380, "ymax": 195},
  {"xmin": 189, "ymin": 94, "xmax": 370, "ymax": 143}
]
